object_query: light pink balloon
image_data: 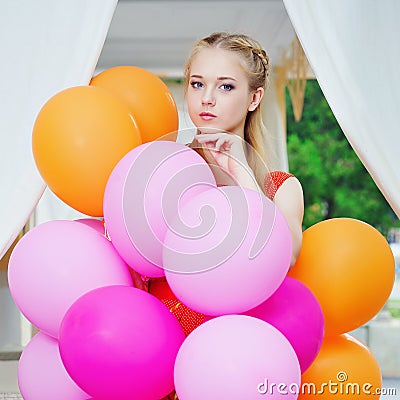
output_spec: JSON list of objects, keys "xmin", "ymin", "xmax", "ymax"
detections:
[
  {"xmin": 18, "ymin": 332, "xmax": 89, "ymax": 400},
  {"xmin": 163, "ymin": 186, "xmax": 292, "ymax": 315},
  {"xmin": 8, "ymin": 220, "xmax": 132, "ymax": 338},
  {"xmin": 103, "ymin": 140, "xmax": 216, "ymax": 278},
  {"xmin": 174, "ymin": 315, "xmax": 301, "ymax": 400}
]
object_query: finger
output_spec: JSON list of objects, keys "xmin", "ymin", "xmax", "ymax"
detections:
[
  {"xmin": 202, "ymin": 143, "xmax": 218, "ymax": 161},
  {"xmin": 197, "ymin": 133, "xmax": 238, "ymax": 141},
  {"xmin": 195, "ymin": 133, "xmax": 226, "ymax": 142},
  {"xmin": 215, "ymin": 137, "xmax": 228, "ymax": 151},
  {"xmin": 214, "ymin": 138, "xmax": 222, "ymax": 151},
  {"xmin": 205, "ymin": 141, "xmax": 216, "ymax": 151},
  {"xmin": 194, "ymin": 137, "xmax": 215, "ymax": 148},
  {"xmin": 195, "ymin": 132, "xmax": 220, "ymax": 138},
  {"xmin": 195, "ymin": 135, "xmax": 217, "ymax": 144}
]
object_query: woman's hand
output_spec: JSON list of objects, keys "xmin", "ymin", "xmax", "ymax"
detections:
[
  {"xmin": 194, "ymin": 132, "xmax": 246, "ymax": 177},
  {"xmin": 194, "ymin": 132, "xmax": 261, "ymax": 192}
]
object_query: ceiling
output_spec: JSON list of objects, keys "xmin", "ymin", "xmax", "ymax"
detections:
[{"xmin": 96, "ymin": 0, "xmax": 297, "ymax": 77}]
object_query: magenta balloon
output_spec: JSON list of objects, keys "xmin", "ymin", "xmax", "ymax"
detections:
[
  {"xmin": 18, "ymin": 332, "xmax": 89, "ymax": 400},
  {"xmin": 59, "ymin": 285, "xmax": 185, "ymax": 400},
  {"xmin": 103, "ymin": 140, "xmax": 216, "ymax": 278},
  {"xmin": 75, "ymin": 218, "xmax": 105, "ymax": 235},
  {"xmin": 8, "ymin": 220, "xmax": 132, "ymax": 338},
  {"xmin": 163, "ymin": 186, "xmax": 292, "ymax": 315},
  {"xmin": 174, "ymin": 315, "xmax": 300, "ymax": 400},
  {"xmin": 245, "ymin": 277, "xmax": 324, "ymax": 372}
]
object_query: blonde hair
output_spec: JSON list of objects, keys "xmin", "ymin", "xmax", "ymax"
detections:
[{"xmin": 184, "ymin": 32, "xmax": 271, "ymax": 188}]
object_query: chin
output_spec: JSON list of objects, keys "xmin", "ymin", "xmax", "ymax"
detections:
[{"xmin": 196, "ymin": 125, "xmax": 232, "ymax": 134}]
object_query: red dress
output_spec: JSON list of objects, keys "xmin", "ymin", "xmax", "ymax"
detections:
[{"xmin": 148, "ymin": 171, "xmax": 294, "ymax": 336}]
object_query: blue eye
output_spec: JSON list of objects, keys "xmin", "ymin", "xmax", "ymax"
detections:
[
  {"xmin": 190, "ymin": 81, "xmax": 203, "ymax": 89},
  {"xmin": 220, "ymin": 83, "xmax": 234, "ymax": 91}
]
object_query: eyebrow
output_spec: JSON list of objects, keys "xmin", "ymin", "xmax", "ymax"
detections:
[{"xmin": 190, "ymin": 74, "xmax": 237, "ymax": 81}]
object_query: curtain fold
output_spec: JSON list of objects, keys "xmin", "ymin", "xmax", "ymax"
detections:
[
  {"xmin": 283, "ymin": 0, "xmax": 400, "ymax": 218},
  {"xmin": 263, "ymin": 74, "xmax": 289, "ymax": 173},
  {"xmin": 0, "ymin": 1, "xmax": 118, "ymax": 258}
]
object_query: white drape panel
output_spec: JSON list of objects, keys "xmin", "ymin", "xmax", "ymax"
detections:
[
  {"xmin": 263, "ymin": 75, "xmax": 289, "ymax": 173},
  {"xmin": 34, "ymin": 188, "xmax": 89, "ymax": 227},
  {"xmin": 0, "ymin": 1, "xmax": 118, "ymax": 258},
  {"xmin": 283, "ymin": 0, "xmax": 400, "ymax": 218}
]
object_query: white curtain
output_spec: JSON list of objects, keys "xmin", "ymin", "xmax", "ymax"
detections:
[
  {"xmin": 283, "ymin": 0, "xmax": 400, "ymax": 218},
  {"xmin": 0, "ymin": 1, "xmax": 118, "ymax": 258},
  {"xmin": 263, "ymin": 75, "xmax": 289, "ymax": 173}
]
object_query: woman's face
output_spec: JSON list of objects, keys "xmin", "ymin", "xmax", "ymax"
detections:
[{"xmin": 187, "ymin": 48, "xmax": 255, "ymax": 138}]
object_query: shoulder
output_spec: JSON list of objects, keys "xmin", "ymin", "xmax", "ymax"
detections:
[
  {"xmin": 264, "ymin": 171, "xmax": 300, "ymax": 201},
  {"xmin": 269, "ymin": 171, "xmax": 304, "ymax": 234}
]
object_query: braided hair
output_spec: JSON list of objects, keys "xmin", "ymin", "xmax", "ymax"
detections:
[{"xmin": 184, "ymin": 32, "xmax": 271, "ymax": 188}]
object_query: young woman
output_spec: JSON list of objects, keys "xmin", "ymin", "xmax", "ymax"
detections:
[
  {"xmin": 149, "ymin": 31, "xmax": 304, "ymax": 335},
  {"xmin": 154, "ymin": 31, "xmax": 304, "ymax": 400},
  {"xmin": 184, "ymin": 32, "xmax": 304, "ymax": 264}
]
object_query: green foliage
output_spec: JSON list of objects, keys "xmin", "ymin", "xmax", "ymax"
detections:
[
  {"xmin": 387, "ymin": 300, "xmax": 400, "ymax": 318},
  {"xmin": 286, "ymin": 80, "xmax": 399, "ymax": 234}
]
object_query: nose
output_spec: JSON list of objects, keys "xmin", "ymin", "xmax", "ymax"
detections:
[{"xmin": 201, "ymin": 88, "xmax": 215, "ymax": 107}]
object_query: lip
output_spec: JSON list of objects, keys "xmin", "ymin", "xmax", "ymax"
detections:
[{"xmin": 199, "ymin": 112, "xmax": 216, "ymax": 121}]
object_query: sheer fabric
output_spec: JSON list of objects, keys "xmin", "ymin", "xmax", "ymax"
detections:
[
  {"xmin": 284, "ymin": 0, "xmax": 400, "ymax": 217},
  {"xmin": 0, "ymin": 1, "xmax": 118, "ymax": 257}
]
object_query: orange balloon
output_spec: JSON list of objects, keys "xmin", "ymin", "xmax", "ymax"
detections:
[
  {"xmin": 90, "ymin": 66, "xmax": 179, "ymax": 143},
  {"xmin": 288, "ymin": 218, "xmax": 395, "ymax": 335},
  {"xmin": 32, "ymin": 86, "xmax": 141, "ymax": 216},
  {"xmin": 298, "ymin": 334, "xmax": 381, "ymax": 399}
]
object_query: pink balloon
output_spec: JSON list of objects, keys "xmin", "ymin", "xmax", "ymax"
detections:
[
  {"xmin": 174, "ymin": 315, "xmax": 300, "ymax": 400},
  {"xmin": 75, "ymin": 218, "xmax": 105, "ymax": 235},
  {"xmin": 103, "ymin": 140, "xmax": 216, "ymax": 278},
  {"xmin": 8, "ymin": 220, "xmax": 132, "ymax": 338},
  {"xmin": 163, "ymin": 186, "xmax": 292, "ymax": 315},
  {"xmin": 59, "ymin": 285, "xmax": 185, "ymax": 400},
  {"xmin": 18, "ymin": 332, "xmax": 89, "ymax": 400},
  {"xmin": 245, "ymin": 277, "xmax": 324, "ymax": 372}
]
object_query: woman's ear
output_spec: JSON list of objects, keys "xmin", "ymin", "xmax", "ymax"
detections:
[{"xmin": 248, "ymin": 87, "xmax": 264, "ymax": 111}]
